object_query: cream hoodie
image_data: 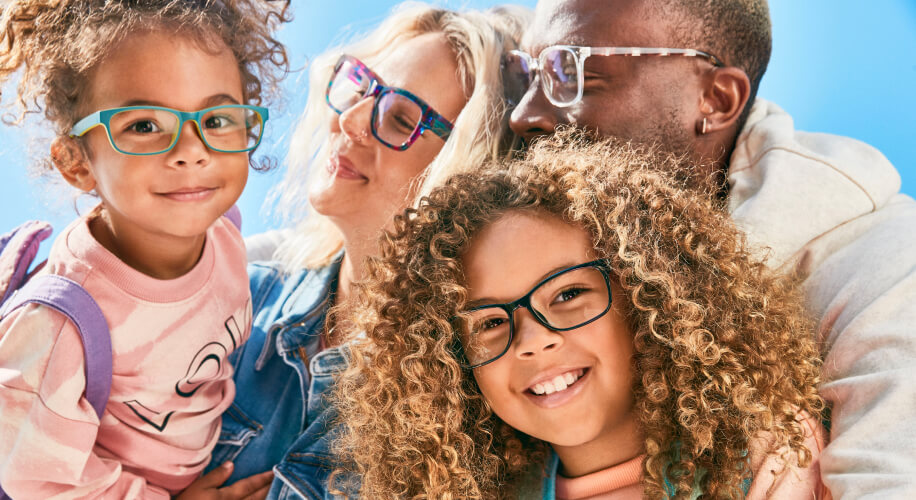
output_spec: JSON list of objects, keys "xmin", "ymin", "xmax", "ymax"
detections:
[{"xmin": 729, "ymin": 99, "xmax": 916, "ymax": 499}]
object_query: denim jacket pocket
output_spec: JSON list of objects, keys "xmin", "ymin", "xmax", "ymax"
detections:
[
  {"xmin": 211, "ymin": 403, "xmax": 264, "ymax": 465},
  {"xmin": 274, "ymin": 452, "xmax": 342, "ymax": 500}
]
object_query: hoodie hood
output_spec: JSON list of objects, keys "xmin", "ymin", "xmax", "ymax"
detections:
[{"xmin": 727, "ymin": 99, "xmax": 901, "ymax": 267}]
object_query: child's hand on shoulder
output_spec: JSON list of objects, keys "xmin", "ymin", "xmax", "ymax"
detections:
[{"xmin": 176, "ymin": 462, "xmax": 273, "ymax": 500}]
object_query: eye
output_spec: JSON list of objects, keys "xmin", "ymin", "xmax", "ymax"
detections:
[
  {"xmin": 554, "ymin": 286, "xmax": 587, "ymax": 304},
  {"xmin": 393, "ymin": 114, "xmax": 416, "ymax": 133},
  {"xmin": 481, "ymin": 317, "xmax": 507, "ymax": 331},
  {"xmin": 126, "ymin": 120, "xmax": 161, "ymax": 134},
  {"xmin": 204, "ymin": 114, "xmax": 236, "ymax": 129}
]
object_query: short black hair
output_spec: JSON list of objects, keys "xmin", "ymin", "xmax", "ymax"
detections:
[{"xmin": 663, "ymin": 0, "xmax": 772, "ymax": 125}]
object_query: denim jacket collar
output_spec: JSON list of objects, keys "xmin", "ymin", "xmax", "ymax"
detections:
[{"xmin": 255, "ymin": 253, "xmax": 343, "ymax": 370}]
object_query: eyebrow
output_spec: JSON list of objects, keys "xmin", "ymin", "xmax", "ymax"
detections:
[
  {"xmin": 118, "ymin": 94, "xmax": 241, "ymax": 109},
  {"xmin": 465, "ymin": 261, "xmax": 584, "ymax": 308}
]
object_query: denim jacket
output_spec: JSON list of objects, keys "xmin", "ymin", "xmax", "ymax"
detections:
[{"xmin": 209, "ymin": 257, "xmax": 347, "ymax": 499}]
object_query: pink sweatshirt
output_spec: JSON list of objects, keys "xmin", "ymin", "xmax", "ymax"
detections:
[
  {"xmin": 556, "ymin": 414, "xmax": 830, "ymax": 500},
  {"xmin": 0, "ymin": 214, "xmax": 251, "ymax": 499}
]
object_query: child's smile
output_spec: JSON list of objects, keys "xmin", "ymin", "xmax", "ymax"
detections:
[
  {"xmin": 461, "ymin": 209, "xmax": 644, "ymax": 476},
  {"xmin": 524, "ymin": 367, "xmax": 590, "ymax": 409}
]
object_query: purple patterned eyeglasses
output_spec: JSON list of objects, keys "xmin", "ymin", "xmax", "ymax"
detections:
[
  {"xmin": 326, "ymin": 55, "xmax": 454, "ymax": 151},
  {"xmin": 504, "ymin": 45, "xmax": 725, "ymax": 107}
]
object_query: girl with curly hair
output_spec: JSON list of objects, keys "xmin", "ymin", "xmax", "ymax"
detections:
[
  {"xmin": 334, "ymin": 133, "xmax": 829, "ymax": 499},
  {"xmin": 0, "ymin": 1, "xmax": 288, "ymax": 498},
  {"xmin": 203, "ymin": 3, "xmax": 530, "ymax": 498}
]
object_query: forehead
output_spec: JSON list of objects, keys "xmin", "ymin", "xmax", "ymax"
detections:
[
  {"xmin": 524, "ymin": 0, "xmax": 675, "ymax": 52},
  {"xmin": 462, "ymin": 210, "xmax": 595, "ymax": 300},
  {"xmin": 88, "ymin": 30, "xmax": 243, "ymax": 111}
]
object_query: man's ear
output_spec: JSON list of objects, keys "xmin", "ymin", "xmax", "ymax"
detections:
[
  {"xmin": 697, "ymin": 66, "xmax": 751, "ymax": 135},
  {"xmin": 51, "ymin": 136, "xmax": 96, "ymax": 192}
]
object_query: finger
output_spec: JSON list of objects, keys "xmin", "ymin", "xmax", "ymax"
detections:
[
  {"xmin": 195, "ymin": 461, "xmax": 235, "ymax": 489},
  {"xmin": 243, "ymin": 482, "xmax": 272, "ymax": 500},
  {"xmin": 222, "ymin": 469, "xmax": 274, "ymax": 498}
]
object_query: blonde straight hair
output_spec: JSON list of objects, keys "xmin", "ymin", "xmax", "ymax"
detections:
[{"xmin": 271, "ymin": 1, "xmax": 530, "ymax": 270}]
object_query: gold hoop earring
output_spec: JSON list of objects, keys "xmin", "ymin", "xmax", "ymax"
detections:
[{"xmin": 701, "ymin": 117, "xmax": 708, "ymax": 135}]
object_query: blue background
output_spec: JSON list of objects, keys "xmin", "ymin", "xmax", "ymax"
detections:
[{"xmin": 1, "ymin": 0, "xmax": 914, "ymax": 246}]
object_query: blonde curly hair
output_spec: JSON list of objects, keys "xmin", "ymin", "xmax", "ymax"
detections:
[
  {"xmin": 0, "ymin": 0, "xmax": 290, "ymax": 171},
  {"xmin": 333, "ymin": 130, "xmax": 824, "ymax": 498}
]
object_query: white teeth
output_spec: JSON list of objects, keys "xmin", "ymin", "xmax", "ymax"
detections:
[{"xmin": 530, "ymin": 369, "xmax": 584, "ymax": 395}]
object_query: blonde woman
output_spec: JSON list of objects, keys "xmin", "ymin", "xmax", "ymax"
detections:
[{"xmin": 204, "ymin": 3, "xmax": 530, "ymax": 498}]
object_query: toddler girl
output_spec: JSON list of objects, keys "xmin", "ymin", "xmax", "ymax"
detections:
[
  {"xmin": 335, "ymin": 133, "xmax": 829, "ymax": 499},
  {"xmin": 0, "ymin": 1, "xmax": 287, "ymax": 497}
]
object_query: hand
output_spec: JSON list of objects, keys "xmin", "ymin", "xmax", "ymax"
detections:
[{"xmin": 175, "ymin": 462, "xmax": 273, "ymax": 500}]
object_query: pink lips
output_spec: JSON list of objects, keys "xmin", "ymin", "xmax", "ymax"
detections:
[
  {"xmin": 158, "ymin": 187, "xmax": 217, "ymax": 202},
  {"xmin": 329, "ymin": 152, "xmax": 367, "ymax": 180}
]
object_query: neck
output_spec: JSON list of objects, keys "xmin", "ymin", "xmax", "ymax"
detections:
[
  {"xmin": 551, "ymin": 417, "xmax": 644, "ymax": 478},
  {"xmin": 88, "ymin": 211, "xmax": 205, "ymax": 280},
  {"xmin": 326, "ymin": 233, "xmax": 374, "ymax": 347},
  {"xmin": 696, "ymin": 123, "xmax": 741, "ymax": 184}
]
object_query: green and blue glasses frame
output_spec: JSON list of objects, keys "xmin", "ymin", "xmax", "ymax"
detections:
[{"xmin": 69, "ymin": 104, "xmax": 269, "ymax": 155}]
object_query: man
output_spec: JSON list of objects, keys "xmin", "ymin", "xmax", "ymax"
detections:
[{"xmin": 507, "ymin": 0, "xmax": 916, "ymax": 498}]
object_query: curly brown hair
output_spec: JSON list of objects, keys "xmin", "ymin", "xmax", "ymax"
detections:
[
  {"xmin": 333, "ymin": 130, "xmax": 824, "ymax": 498},
  {"xmin": 0, "ymin": 0, "xmax": 290, "ymax": 171}
]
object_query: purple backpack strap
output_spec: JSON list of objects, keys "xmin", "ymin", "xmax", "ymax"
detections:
[
  {"xmin": 1, "ymin": 275, "xmax": 112, "ymax": 419},
  {"xmin": 0, "ymin": 221, "xmax": 52, "ymax": 304},
  {"xmin": 223, "ymin": 205, "xmax": 242, "ymax": 231}
]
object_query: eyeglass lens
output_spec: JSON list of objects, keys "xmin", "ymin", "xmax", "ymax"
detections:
[
  {"xmin": 461, "ymin": 264, "xmax": 611, "ymax": 367},
  {"xmin": 504, "ymin": 48, "xmax": 581, "ymax": 106},
  {"xmin": 108, "ymin": 106, "xmax": 263, "ymax": 154},
  {"xmin": 327, "ymin": 57, "xmax": 427, "ymax": 149}
]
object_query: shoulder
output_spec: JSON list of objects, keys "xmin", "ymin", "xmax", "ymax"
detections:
[
  {"xmin": 0, "ymin": 302, "xmax": 94, "ymax": 420},
  {"xmin": 731, "ymin": 99, "xmax": 900, "ymax": 213}
]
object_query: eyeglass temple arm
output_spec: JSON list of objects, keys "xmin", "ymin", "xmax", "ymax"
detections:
[
  {"xmin": 70, "ymin": 111, "xmax": 103, "ymax": 137},
  {"xmin": 588, "ymin": 47, "xmax": 724, "ymax": 67},
  {"xmin": 426, "ymin": 114, "xmax": 453, "ymax": 141}
]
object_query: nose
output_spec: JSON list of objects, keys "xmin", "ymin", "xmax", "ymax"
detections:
[
  {"xmin": 509, "ymin": 80, "xmax": 559, "ymax": 144},
  {"xmin": 513, "ymin": 308, "xmax": 563, "ymax": 359},
  {"xmin": 336, "ymin": 97, "xmax": 374, "ymax": 144},
  {"xmin": 167, "ymin": 120, "xmax": 210, "ymax": 168}
]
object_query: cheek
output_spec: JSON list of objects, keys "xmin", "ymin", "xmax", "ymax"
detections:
[
  {"xmin": 380, "ymin": 145, "xmax": 437, "ymax": 193},
  {"xmin": 471, "ymin": 365, "xmax": 509, "ymax": 410}
]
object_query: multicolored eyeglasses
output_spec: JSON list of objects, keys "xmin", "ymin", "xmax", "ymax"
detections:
[
  {"xmin": 504, "ymin": 45, "xmax": 725, "ymax": 108},
  {"xmin": 69, "ymin": 104, "xmax": 269, "ymax": 156},
  {"xmin": 326, "ymin": 55, "xmax": 454, "ymax": 151}
]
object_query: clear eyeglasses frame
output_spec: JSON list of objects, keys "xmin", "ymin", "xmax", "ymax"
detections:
[
  {"xmin": 457, "ymin": 259, "xmax": 614, "ymax": 369},
  {"xmin": 503, "ymin": 45, "xmax": 725, "ymax": 108}
]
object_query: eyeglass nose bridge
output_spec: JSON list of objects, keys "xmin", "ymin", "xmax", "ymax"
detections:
[
  {"xmin": 167, "ymin": 111, "xmax": 215, "ymax": 154},
  {"xmin": 504, "ymin": 293, "xmax": 553, "ymax": 333}
]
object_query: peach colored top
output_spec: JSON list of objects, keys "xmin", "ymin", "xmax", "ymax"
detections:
[{"xmin": 556, "ymin": 455, "xmax": 643, "ymax": 500}]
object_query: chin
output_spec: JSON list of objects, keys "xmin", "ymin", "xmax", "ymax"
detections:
[{"xmin": 537, "ymin": 427, "xmax": 602, "ymax": 448}]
